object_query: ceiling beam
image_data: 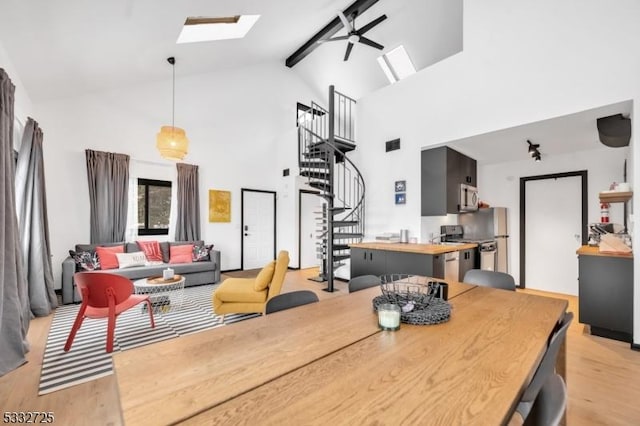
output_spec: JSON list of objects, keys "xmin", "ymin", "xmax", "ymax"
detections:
[{"xmin": 285, "ymin": 0, "xmax": 380, "ymax": 68}]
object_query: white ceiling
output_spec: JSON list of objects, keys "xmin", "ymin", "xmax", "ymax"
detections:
[
  {"xmin": 0, "ymin": 0, "xmax": 463, "ymax": 102},
  {"xmin": 3, "ymin": 0, "xmax": 619, "ymax": 165},
  {"xmin": 447, "ymin": 100, "xmax": 633, "ymax": 165}
]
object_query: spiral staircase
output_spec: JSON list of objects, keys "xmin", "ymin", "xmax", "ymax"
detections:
[{"xmin": 298, "ymin": 86, "xmax": 365, "ymax": 292}]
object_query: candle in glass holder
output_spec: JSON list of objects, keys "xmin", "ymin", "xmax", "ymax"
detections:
[{"xmin": 378, "ymin": 303, "xmax": 401, "ymax": 331}]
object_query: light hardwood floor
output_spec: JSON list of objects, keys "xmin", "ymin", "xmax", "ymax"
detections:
[{"xmin": 1, "ymin": 269, "xmax": 638, "ymax": 425}]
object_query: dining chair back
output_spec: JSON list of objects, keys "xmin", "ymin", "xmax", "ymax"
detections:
[
  {"xmin": 524, "ymin": 373, "xmax": 567, "ymax": 426},
  {"xmin": 265, "ymin": 290, "xmax": 319, "ymax": 314},
  {"xmin": 516, "ymin": 311, "xmax": 573, "ymax": 421},
  {"xmin": 462, "ymin": 269, "xmax": 516, "ymax": 291},
  {"xmin": 348, "ymin": 275, "xmax": 381, "ymax": 293},
  {"xmin": 64, "ymin": 272, "xmax": 155, "ymax": 353}
]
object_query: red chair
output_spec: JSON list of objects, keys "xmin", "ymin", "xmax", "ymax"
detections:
[{"xmin": 64, "ymin": 272, "xmax": 155, "ymax": 353}]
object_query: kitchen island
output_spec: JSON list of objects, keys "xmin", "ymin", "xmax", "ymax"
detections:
[
  {"xmin": 577, "ymin": 245, "xmax": 633, "ymax": 343},
  {"xmin": 350, "ymin": 242, "xmax": 478, "ymax": 280}
]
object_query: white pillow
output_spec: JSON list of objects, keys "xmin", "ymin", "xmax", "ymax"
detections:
[{"xmin": 116, "ymin": 251, "xmax": 147, "ymax": 269}]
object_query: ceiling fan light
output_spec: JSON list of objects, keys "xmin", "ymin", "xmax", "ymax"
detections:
[{"xmin": 348, "ymin": 34, "xmax": 359, "ymax": 44}]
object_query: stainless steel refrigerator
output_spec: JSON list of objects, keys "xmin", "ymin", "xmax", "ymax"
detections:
[{"xmin": 458, "ymin": 207, "xmax": 509, "ymax": 273}]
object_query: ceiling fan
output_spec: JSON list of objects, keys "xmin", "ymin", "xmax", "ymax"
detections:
[{"xmin": 320, "ymin": 10, "xmax": 387, "ymax": 61}]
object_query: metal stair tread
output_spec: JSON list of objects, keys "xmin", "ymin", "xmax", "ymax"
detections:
[
  {"xmin": 334, "ymin": 232, "xmax": 364, "ymax": 239},
  {"xmin": 310, "ymin": 138, "xmax": 356, "ymax": 153},
  {"xmin": 333, "ymin": 254, "xmax": 351, "ymax": 262},
  {"xmin": 333, "ymin": 220, "xmax": 358, "ymax": 227}
]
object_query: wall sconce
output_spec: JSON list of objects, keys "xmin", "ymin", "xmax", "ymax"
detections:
[{"xmin": 527, "ymin": 140, "xmax": 541, "ymax": 162}]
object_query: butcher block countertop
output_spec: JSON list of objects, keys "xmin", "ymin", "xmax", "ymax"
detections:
[
  {"xmin": 350, "ymin": 242, "xmax": 478, "ymax": 255},
  {"xmin": 576, "ymin": 245, "xmax": 633, "ymax": 259}
]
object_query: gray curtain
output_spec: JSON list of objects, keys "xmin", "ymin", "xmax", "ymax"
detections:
[
  {"xmin": 175, "ymin": 163, "xmax": 201, "ymax": 241},
  {"xmin": 15, "ymin": 118, "xmax": 58, "ymax": 316},
  {"xmin": 0, "ymin": 68, "xmax": 30, "ymax": 376},
  {"xmin": 85, "ymin": 149, "xmax": 129, "ymax": 243}
]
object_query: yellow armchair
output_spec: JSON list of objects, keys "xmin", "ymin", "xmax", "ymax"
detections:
[{"xmin": 212, "ymin": 251, "xmax": 290, "ymax": 316}]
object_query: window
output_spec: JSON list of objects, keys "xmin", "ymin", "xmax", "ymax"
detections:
[
  {"xmin": 377, "ymin": 45, "xmax": 417, "ymax": 84},
  {"xmin": 176, "ymin": 15, "xmax": 260, "ymax": 44},
  {"xmin": 137, "ymin": 178, "xmax": 172, "ymax": 235}
]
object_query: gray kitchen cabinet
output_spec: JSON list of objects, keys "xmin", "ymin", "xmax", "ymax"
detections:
[
  {"xmin": 351, "ymin": 247, "xmax": 387, "ymax": 278},
  {"xmin": 351, "ymin": 248, "xmax": 444, "ymax": 279},
  {"xmin": 578, "ymin": 254, "xmax": 633, "ymax": 342},
  {"xmin": 421, "ymin": 146, "xmax": 477, "ymax": 216},
  {"xmin": 458, "ymin": 248, "xmax": 476, "ymax": 281},
  {"xmin": 386, "ymin": 251, "xmax": 443, "ymax": 278}
]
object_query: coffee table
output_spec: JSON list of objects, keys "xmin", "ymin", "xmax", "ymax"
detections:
[{"xmin": 133, "ymin": 275, "xmax": 186, "ymax": 313}]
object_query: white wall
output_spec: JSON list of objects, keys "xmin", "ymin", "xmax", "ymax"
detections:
[
  {"xmin": 33, "ymin": 60, "xmax": 318, "ymax": 287},
  {"xmin": 354, "ymin": 0, "xmax": 640, "ymax": 344},
  {"xmin": 0, "ymin": 41, "xmax": 33, "ymax": 141},
  {"xmin": 480, "ymin": 147, "xmax": 628, "ymax": 280}
]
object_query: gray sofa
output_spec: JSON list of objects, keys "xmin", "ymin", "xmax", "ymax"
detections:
[{"xmin": 62, "ymin": 240, "xmax": 220, "ymax": 304}]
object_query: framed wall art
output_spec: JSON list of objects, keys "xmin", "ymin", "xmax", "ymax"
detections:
[{"xmin": 209, "ymin": 190, "xmax": 231, "ymax": 222}]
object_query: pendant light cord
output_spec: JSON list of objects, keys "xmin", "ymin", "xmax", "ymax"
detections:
[{"xmin": 172, "ymin": 58, "xmax": 175, "ymax": 129}]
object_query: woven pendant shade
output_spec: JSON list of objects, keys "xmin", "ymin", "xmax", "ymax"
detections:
[
  {"xmin": 157, "ymin": 126, "xmax": 188, "ymax": 161},
  {"xmin": 157, "ymin": 56, "xmax": 188, "ymax": 161}
]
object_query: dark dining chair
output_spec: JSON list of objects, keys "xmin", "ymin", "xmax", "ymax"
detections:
[
  {"xmin": 516, "ymin": 311, "xmax": 573, "ymax": 423},
  {"xmin": 348, "ymin": 275, "xmax": 381, "ymax": 293},
  {"xmin": 462, "ymin": 269, "xmax": 516, "ymax": 291},
  {"xmin": 524, "ymin": 373, "xmax": 567, "ymax": 426},
  {"xmin": 265, "ymin": 290, "xmax": 319, "ymax": 314}
]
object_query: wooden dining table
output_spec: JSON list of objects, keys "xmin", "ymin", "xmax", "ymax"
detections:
[{"xmin": 113, "ymin": 278, "xmax": 567, "ymax": 425}]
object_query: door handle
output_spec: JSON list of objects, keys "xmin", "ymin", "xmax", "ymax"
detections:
[
  {"xmin": 369, "ymin": 252, "xmax": 372, "ymax": 261},
  {"xmin": 244, "ymin": 233, "xmax": 249, "ymax": 236}
]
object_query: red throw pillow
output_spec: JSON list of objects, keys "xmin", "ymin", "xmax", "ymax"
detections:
[
  {"xmin": 169, "ymin": 244, "xmax": 194, "ymax": 264},
  {"xmin": 136, "ymin": 240, "xmax": 163, "ymax": 262},
  {"xmin": 95, "ymin": 245, "xmax": 124, "ymax": 270}
]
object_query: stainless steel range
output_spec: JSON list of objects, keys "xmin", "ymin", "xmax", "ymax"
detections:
[{"xmin": 441, "ymin": 219, "xmax": 506, "ymax": 273}]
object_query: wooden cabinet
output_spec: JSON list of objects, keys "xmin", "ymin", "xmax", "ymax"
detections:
[
  {"xmin": 421, "ymin": 146, "xmax": 477, "ymax": 216},
  {"xmin": 351, "ymin": 248, "xmax": 444, "ymax": 279},
  {"xmin": 578, "ymin": 253, "xmax": 633, "ymax": 342},
  {"xmin": 458, "ymin": 248, "xmax": 476, "ymax": 281}
]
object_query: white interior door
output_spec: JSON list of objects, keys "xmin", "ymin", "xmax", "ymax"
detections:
[
  {"xmin": 525, "ymin": 176, "xmax": 582, "ymax": 295},
  {"xmin": 243, "ymin": 190, "xmax": 275, "ymax": 270},
  {"xmin": 300, "ymin": 192, "xmax": 323, "ymax": 269}
]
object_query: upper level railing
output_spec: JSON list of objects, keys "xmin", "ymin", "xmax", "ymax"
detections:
[{"xmin": 297, "ymin": 85, "xmax": 365, "ymax": 245}]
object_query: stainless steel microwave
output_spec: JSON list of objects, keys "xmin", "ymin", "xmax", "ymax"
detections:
[{"xmin": 459, "ymin": 184, "xmax": 479, "ymax": 212}]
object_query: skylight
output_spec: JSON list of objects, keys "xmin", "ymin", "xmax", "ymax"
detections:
[
  {"xmin": 176, "ymin": 15, "xmax": 260, "ymax": 44},
  {"xmin": 377, "ymin": 45, "xmax": 417, "ymax": 84}
]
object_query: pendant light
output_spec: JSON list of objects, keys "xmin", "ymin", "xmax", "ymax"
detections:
[{"xmin": 157, "ymin": 56, "xmax": 189, "ymax": 160}]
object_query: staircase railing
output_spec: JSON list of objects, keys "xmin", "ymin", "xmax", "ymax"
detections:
[{"xmin": 297, "ymin": 85, "xmax": 365, "ymax": 292}]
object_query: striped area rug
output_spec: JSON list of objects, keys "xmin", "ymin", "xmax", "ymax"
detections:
[{"xmin": 39, "ymin": 284, "xmax": 260, "ymax": 395}]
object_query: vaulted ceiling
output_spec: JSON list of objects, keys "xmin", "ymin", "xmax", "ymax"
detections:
[{"xmin": 0, "ymin": 0, "xmax": 463, "ymax": 102}]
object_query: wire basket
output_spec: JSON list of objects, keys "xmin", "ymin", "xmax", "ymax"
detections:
[{"xmin": 372, "ymin": 274, "xmax": 451, "ymax": 325}]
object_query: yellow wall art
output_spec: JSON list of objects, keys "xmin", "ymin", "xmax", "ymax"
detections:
[{"xmin": 209, "ymin": 190, "xmax": 231, "ymax": 223}]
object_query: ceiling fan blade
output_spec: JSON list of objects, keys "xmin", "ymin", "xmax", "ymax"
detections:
[
  {"xmin": 358, "ymin": 36, "xmax": 384, "ymax": 50},
  {"xmin": 344, "ymin": 42, "xmax": 354, "ymax": 61},
  {"xmin": 358, "ymin": 14, "xmax": 387, "ymax": 35},
  {"xmin": 318, "ymin": 35, "xmax": 350, "ymax": 43},
  {"xmin": 337, "ymin": 11, "xmax": 353, "ymax": 32}
]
